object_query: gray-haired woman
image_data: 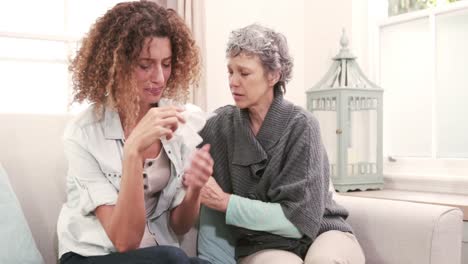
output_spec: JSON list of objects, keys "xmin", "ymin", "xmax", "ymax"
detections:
[{"xmin": 197, "ymin": 24, "xmax": 365, "ymax": 264}]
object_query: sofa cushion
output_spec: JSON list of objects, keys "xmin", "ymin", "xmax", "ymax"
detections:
[
  {"xmin": 0, "ymin": 164, "xmax": 43, "ymax": 264},
  {"xmin": 0, "ymin": 114, "xmax": 70, "ymax": 264}
]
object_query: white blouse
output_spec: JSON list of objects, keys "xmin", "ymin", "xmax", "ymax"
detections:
[
  {"xmin": 140, "ymin": 149, "xmax": 171, "ymax": 248},
  {"xmin": 57, "ymin": 100, "xmax": 198, "ymax": 257}
]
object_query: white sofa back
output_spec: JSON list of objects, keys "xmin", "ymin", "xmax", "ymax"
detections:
[{"xmin": 0, "ymin": 114, "xmax": 69, "ymax": 264}]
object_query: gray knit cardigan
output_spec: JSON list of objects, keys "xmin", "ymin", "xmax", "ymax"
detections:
[{"xmin": 200, "ymin": 90, "xmax": 353, "ymax": 258}]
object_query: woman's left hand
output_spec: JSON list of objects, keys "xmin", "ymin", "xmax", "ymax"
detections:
[
  {"xmin": 183, "ymin": 144, "xmax": 213, "ymax": 192},
  {"xmin": 200, "ymin": 177, "xmax": 231, "ymax": 212}
]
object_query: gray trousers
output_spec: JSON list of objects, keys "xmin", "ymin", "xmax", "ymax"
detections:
[{"xmin": 239, "ymin": 231, "xmax": 365, "ymax": 264}]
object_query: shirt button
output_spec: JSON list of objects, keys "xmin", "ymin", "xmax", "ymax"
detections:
[
  {"xmin": 147, "ymin": 161, "xmax": 153, "ymax": 167},
  {"xmin": 143, "ymin": 173, "xmax": 147, "ymax": 178},
  {"xmin": 144, "ymin": 184, "xmax": 148, "ymax": 190}
]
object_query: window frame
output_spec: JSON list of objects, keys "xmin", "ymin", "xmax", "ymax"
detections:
[
  {"xmin": 0, "ymin": 0, "xmax": 140, "ymax": 115},
  {"xmin": 374, "ymin": 1, "xmax": 468, "ymax": 185},
  {"xmin": 0, "ymin": 30, "xmax": 78, "ymax": 114}
]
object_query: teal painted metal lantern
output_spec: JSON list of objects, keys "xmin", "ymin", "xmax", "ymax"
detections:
[{"xmin": 307, "ymin": 30, "xmax": 384, "ymax": 192}]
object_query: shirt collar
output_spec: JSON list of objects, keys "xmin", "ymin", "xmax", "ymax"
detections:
[
  {"xmin": 254, "ymin": 89, "xmax": 294, "ymax": 151},
  {"xmin": 232, "ymin": 110, "xmax": 267, "ymax": 166},
  {"xmin": 103, "ymin": 106, "xmax": 125, "ymax": 140},
  {"xmin": 232, "ymin": 89, "xmax": 294, "ymax": 166}
]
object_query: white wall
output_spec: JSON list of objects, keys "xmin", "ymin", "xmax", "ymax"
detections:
[
  {"xmin": 204, "ymin": 0, "xmax": 368, "ymax": 111},
  {"xmin": 304, "ymin": 0, "xmax": 353, "ymax": 91},
  {"xmin": 204, "ymin": 0, "xmax": 305, "ymax": 111}
]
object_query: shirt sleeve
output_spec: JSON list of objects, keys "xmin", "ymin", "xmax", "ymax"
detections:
[
  {"xmin": 64, "ymin": 125, "xmax": 118, "ymax": 216},
  {"xmin": 170, "ymin": 188, "xmax": 185, "ymax": 209},
  {"xmin": 168, "ymin": 141, "xmax": 190, "ymax": 209},
  {"xmin": 225, "ymin": 194, "xmax": 303, "ymax": 238}
]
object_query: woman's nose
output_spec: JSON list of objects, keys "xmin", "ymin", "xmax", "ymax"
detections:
[
  {"xmin": 150, "ymin": 65, "xmax": 164, "ymax": 84},
  {"xmin": 229, "ymin": 74, "xmax": 239, "ymax": 87}
]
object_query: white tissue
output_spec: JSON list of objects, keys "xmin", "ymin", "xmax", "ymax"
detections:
[
  {"xmin": 158, "ymin": 98, "xmax": 215, "ymax": 164},
  {"xmin": 176, "ymin": 103, "xmax": 214, "ymax": 150},
  {"xmin": 157, "ymin": 99, "xmax": 215, "ymax": 205}
]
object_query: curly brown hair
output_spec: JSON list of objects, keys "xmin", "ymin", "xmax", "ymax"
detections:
[{"xmin": 70, "ymin": 1, "xmax": 200, "ymax": 129}]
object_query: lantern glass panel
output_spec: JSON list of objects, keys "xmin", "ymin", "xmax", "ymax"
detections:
[
  {"xmin": 347, "ymin": 97, "xmax": 378, "ymax": 177},
  {"xmin": 314, "ymin": 108, "xmax": 337, "ymax": 178}
]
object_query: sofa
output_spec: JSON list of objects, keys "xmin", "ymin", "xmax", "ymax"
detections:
[{"xmin": 0, "ymin": 113, "xmax": 464, "ymax": 264}]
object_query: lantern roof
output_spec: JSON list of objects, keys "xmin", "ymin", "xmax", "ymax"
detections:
[{"xmin": 309, "ymin": 29, "xmax": 382, "ymax": 91}]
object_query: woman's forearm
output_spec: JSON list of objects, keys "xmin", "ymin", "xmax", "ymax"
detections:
[
  {"xmin": 170, "ymin": 187, "xmax": 202, "ymax": 235},
  {"xmin": 226, "ymin": 195, "xmax": 303, "ymax": 238},
  {"xmin": 97, "ymin": 147, "xmax": 146, "ymax": 252},
  {"xmin": 199, "ymin": 177, "xmax": 301, "ymax": 238}
]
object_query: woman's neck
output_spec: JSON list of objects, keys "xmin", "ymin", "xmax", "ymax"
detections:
[
  {"xmin": 138, "ymin": 104, "xmax": 152, "ymax": 121},
  {"xmin": 122, "ymin": 103, "xmax": 152, "ymax": 138},
  {"xmin": 248, "ymin": 89, "xmax": 275, "ymax": 136},
  {"xmin": 248, "ymin": 101, "xmax": 272, "ymax": 136}
]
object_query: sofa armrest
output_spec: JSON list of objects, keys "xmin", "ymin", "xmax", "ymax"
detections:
[{"xmin": 334, "ymin": 194, "xmax": 463, "ymax": 264}]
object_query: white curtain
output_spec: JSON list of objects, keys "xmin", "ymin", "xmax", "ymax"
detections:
[
  {"xmin": 151, "ymin": 0, "xmax": 168, "ymax": 8},
  {"xmin": 163, "ymin": 0, "xmax": 207, "ymax": 110}
]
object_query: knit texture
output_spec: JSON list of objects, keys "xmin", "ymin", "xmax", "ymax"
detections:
[{"xmin": 200, "ymin": 90, "xmax": 352, "ymax": 258}]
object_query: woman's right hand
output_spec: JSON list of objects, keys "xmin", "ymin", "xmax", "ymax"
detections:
[
  {"xmin": 124, "ymin": 105, "xmax": 186, "ymax": 156},
  {"xmin": 200, "ymin": 176, "xmax": 230, "ymax": 212}
]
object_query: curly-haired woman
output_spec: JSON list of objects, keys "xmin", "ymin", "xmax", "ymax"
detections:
[{"xmin": 57, "ymin": 2, "xmax": 211, "ymax": 263}]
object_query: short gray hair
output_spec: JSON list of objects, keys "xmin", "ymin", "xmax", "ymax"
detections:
[{"xmin": 226, "ymin": 24, "xmax": 293, "ymax": 93}]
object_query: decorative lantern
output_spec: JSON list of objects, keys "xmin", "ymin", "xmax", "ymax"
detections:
[{"xmin": 306, "ymin": 30, "xmax": 384, "ymax": 192}]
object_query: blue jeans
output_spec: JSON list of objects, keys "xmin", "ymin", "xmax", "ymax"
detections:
[{"xmin": 60, "ymin": 246, "xmax": 211, "ymax": 264}]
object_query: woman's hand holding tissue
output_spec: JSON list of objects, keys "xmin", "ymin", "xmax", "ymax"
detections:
[
  {"xmin": 124, "ymin": 106, "xmax": 185, "ymax": 159},
  {"xmin": 183, "ymin": 144, "xmax": 213, "ymax": 192},
  {"xmin": 161, "ymin": 100, "xmax": 216, "ymax": 234},
  {"xmin": 170, "ymin": 144, "xmax": 213, "ymax": 235}
]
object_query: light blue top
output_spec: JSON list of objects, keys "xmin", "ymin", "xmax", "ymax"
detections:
[
  {"xmin": 198, "ymin": 195, "xmax": 302, "ymax": 264},
  {"xmin": 227, "ymin": 195, "xmax": 302, "ymax": 238},
  {"xmin": 57, "ymin": 101, "xmax": 190, "ymax": 258}
]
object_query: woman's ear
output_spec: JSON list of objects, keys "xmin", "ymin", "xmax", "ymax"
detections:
[{"xmin": 268, "ymin": 71, "xmax": 281, "ymax": 86}]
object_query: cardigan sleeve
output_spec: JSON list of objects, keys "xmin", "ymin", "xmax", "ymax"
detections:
[{"xmin": 266, "ymin": 115, "xmax": 330, "ymax": 239}]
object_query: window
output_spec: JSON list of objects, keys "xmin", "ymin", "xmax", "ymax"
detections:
[
  {"xmin": 0, "ymin": 0, "xmax": 137, "ymax": 115},
  {"xmin": 388, "ymin": 0, "xmax": 464, "ymax": 16},
  {"xmin": 374, "ymin": 0, "xmax": 468, "ymax": 178}
]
